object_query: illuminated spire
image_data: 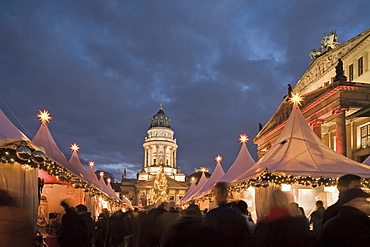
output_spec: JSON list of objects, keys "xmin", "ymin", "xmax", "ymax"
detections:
[
  {"xmin": 88, "ymin": 161, "xmax": 95, "ymax": 168},
  {"xmin": 70, "ymin": 143, "xmax": 80, "ymax": 152},
  {"xmin": 239, "ymin": 134, "xmax": 249, "ymax": 143},
  {"xmin": 37, "ymin": 110, "xmax": 52, "ymax": 124},
  {"xmin": 160, "ymin": 101, "xmax": 163, "ymax": 110}
]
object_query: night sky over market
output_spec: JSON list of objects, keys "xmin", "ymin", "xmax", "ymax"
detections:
[{"xmin": 1, "ymin": 0, "xmax": 369, "ymax": 180}]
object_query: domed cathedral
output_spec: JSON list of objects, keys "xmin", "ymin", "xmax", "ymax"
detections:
[{"xmin": 134, "ymin": 103, "xmax": 188, "ymax": 205}]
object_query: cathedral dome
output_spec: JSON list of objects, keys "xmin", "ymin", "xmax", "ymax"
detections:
[{"xmin": 149, "ymin": 107, "xmax": 172, "ymax": 129}]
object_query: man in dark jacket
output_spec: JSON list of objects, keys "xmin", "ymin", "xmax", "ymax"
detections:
[
  {"xmin": 58, "ymin": 199, "xmax": 88, "ymax": 247},
  {"xmin": 76, "ymin": 204, "xmax": 95, "ymax": 247},
  {"xmin": 321, "ymin": 174, "xmax": 361, "ymax": 225},
  {"xmin": 319, "ymin": 188, "xmax": 370, "ymax": 247},
  {"xmin": 203, "ymin": 182, "xmax": 251, "ymax": 247}
]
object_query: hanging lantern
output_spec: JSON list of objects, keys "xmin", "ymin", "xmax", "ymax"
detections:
[
  {"xmin": 32, "ymin": 150, "xmax": 46, "ymax": 164},
  {"xmin": 16, "ymin": 147, "xmax": 32, "ymax": 161}
]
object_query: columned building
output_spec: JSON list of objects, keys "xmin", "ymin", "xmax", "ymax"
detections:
[
  {"xmin": 119, "ymin": 104, "xmax": 188, "ymax": 206},
  {"xmin": 254, "ymin": 29, "xmax": 370, "ymax": 163}
]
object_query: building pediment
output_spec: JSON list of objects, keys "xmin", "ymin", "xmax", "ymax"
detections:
[{"xmin": 296, "ymin": 29, "xmax": 370, "ymax": 94}]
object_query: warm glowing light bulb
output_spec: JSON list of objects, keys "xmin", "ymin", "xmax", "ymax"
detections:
[
  {"xmin": 239, "ymin": 134, "xmax": 249, "ymax": 143},
  {"xmin": 107, "ymin": 178, "xmax": 111, "ymax": 183},
  {"xmin": 215, "ymin": 155, "xmax": 222, "ymax": 162},
  {"xmin": 88, "ymin": 161, "xmax": 95, "ymax": 167},
  {"xmin": 191, "ymin": 177, "xmax": 195, "ymax": 182},
  {"xmin": 289, "ymin": 93, "xmax": 303, "ymax": 105},
  {"xmin": 100, "ymin": 172, "xmax": 104, "ymax": 177},
  {"xmin": 70, "ymin": 143, "xmax": 80, "ymax": 152},
  {"xmin": 37, "ymin": 110, "xmax": 52, "ymax": 123}
]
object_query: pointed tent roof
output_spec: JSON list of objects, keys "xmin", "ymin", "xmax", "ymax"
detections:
[
  {"xmin": 219, "ymin": 141, "xmax": 255, "ymax": 184},
  {"xmin": 87, "ymin": 165, "xmax": 108, "ymax": 193},
  {"xmin": 69, "ymin": 149, "xmax": 104, "ymax": 190},
  {"xmin": 32, "ymin": 122, "xmax": 83, "ymax": 179},
  {"xmin": 191, "ymin": 159, "xmax": 225, "ymax": 199},
  {"xmin": 177, "ymin": 179, "xmax": 196, "ymax": 203},
  {"xmin": 181, "ymin": 172, "xmax": 208, "ymax": 203},
  {"xmin": 232, "ymin": 103, "xmax": 370, "ymax": 184},
  {"xmin": 0, "ymin": 109, "xmax": 39, "ymax": 149}
]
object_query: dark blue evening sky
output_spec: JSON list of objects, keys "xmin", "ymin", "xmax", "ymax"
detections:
[{"xmin": 1, "ymin": 0, "xmax": 369, "ymax": 180}]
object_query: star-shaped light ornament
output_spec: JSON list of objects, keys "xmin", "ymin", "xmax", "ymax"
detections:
[
  {"xmin": 289, "ymin": 93, "xmax": 304, "ymax": 106},
  {"xmin": 70, "ymin": 143, "xmax": 80, "ymax": 152},
  {"xmin": 88, "ymin": 161, "xmax": 95, "ymax": 168},
  {"xmin": 37, "ymin": 110, "xmax": 52, "ymax": 124},
  {"xmin": 239, "ymin": 134, "xmax": 249, "ymax": 143},
  {"xmin": 215, "ymin": 155, "xmax": 223, "ymax": 162}
]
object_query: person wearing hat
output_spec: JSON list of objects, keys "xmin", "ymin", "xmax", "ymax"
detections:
[{"xmin": 318, "ymin": 188, "xmax": 370, "ymax": 247}]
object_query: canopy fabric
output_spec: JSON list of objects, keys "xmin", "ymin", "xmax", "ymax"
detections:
[
  {"xmin": 0, "ymin": 109, "xmax": 43, "ymax": 151},
  {"xmin": 219, "ymin": 142, "xmax": 255, "ymax": 184},
  {"xmin": 32, "ymin": 123, "xmax": 83, "ymax": 179},
  {"xmin": 87, "ymin": 167, "xmax": 111, "ymax": 196},
  {"xmin": 180, "ymin": 172, "xmax": 208, "ymax": 203},
  {"xmin": 232, "ymin": 104, "xmax": 370, "ymax": 185},
  {"xmin": 178, "ymin": 180, "xmax": 196, "ymax": 203},
  {"xmin": 0, "ymin": 109, "xmax": 30, "ymax": 146},
  {"xmin": 38, "ymin": 169, "xmax": 71, "ymax": 185},
  {"xmin": 191, "ymin": 160, "xmax": 225, "ymax": 199},
  {"xmin": 69, "ymin": 150, "xmax": 101, "ymax": 190}
]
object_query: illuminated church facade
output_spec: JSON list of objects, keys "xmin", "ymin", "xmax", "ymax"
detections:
[
  {"xmin": 254, "ymin": 29, "xmax": 370, "ymax": 163},
  {"xmin": 119, "ymin": 104, "xmax": 188, "ymax": 206}
]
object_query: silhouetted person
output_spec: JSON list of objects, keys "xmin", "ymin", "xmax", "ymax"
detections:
[
  {"xmin": 0, "ymin": 189, "xmax": 33, "ymax": 247},
  {"xmin": 76, "ymin": 204, "xmax": 94, "ymax": 247},
  {"xmin": 161, "ymin": 204, "xmax": 206, "ymax": 247},
  {"xmin": 58, "ymin": 199, "xmax": 88, "ymax": 247},
  {"xmin": 309, "ymin": 200, "xmax": 325, "ymax": 240},
  {"xmin": 203, "ymin": 182, "xmax": 251, "ymax": 247},
  {"xmin": 319, "ymin": 188, "xmax": 370, "ymax": 246},
  {"xmin": 322, "ymin": 174, "xmax": 361, "ymax": 225}
]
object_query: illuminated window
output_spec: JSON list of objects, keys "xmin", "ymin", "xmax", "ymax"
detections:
[
  {"xmin": 358, "ymin": 57, "xmax": 363, "ymax": 76},
  {"xmin": 360, "ymin": 124, "xmax": 370, "ymax": 148},
  {"xmin": 349, "ymin": 64, "xmax": 353, "ymax": 81}
]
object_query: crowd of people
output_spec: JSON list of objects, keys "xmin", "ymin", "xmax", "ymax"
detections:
[{"xmin": 1, "ymin": 173, "xmax": 370, "ymax": 247}]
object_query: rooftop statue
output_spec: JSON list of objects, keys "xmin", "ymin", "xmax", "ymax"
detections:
[{"xmin": 310, "ymin": 31, "xmax": 341, "ymax": 59}]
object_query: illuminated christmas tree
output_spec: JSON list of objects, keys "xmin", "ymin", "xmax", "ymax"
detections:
[{"xmin": 151, "ymin": 167, "xmax": 168, "ymax": 204}]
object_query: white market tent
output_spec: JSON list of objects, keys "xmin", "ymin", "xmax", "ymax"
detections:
[
  {"xmin": 229, "ymin": 102, "xmax": 370, "ymax": 219},
  {"xmin": 180, "ymin": 172, "xmax": 208, "ymax": 203},
  {"xmin": 0, "ymin": 109, "xmax": 40, "ymax": 231},
  {"xmin": 232, "ymin": 103, "xmax": 370, "ymax": 185},
  {"xmin": 191, "ymin": 158, "xmax": 225, "ymax": 200},
  {"xmin": 219, "ymin": 140, "xmax": 255, "ymax": 184},
  {"xmin": 178, "ymin": 179, "xmax": 196, "ymax": 203}
]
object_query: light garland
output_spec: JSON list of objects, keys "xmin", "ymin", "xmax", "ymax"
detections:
[{"xmin": 1, "ymin": 146, "xmax": 123, "ymax": 205}]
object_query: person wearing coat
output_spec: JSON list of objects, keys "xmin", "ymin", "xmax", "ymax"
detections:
[
  {"xmin": 253, "ymin": 189, "xmax": 312, "ymax": 247},
  {"xmin": 58, "ymin": 199, "xmax": 88, "ymax": 247},
  {"xmin": 318, "ymin": 188, "xmax": 370, "ymax": 247}
]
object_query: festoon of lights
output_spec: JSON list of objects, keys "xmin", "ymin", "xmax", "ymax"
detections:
[{"xmin": 227, "ymin": 94, "xmax": 370, "ymax": 194}]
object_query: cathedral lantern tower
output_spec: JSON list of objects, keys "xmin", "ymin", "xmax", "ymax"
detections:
[{"xmin": 139, "ymin": 103, "xmax": 185, "ymax": 181}]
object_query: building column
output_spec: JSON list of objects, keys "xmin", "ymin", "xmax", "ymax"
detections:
[
  {"xmin": 310, "ymin": 119, "xmax": 324, "ymax": 138},
  {"xmin": 335, "ymin": 108, "xmax": 348, "ymax": 156}
]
